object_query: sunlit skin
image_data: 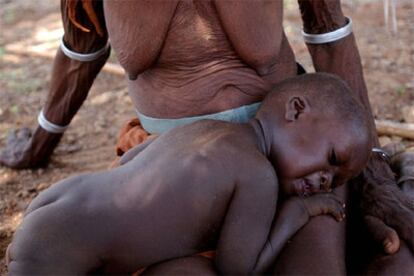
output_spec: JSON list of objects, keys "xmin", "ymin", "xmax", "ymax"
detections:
[
  {"xmin": 7, "ymin": 74, "xmax": 372, "ymax": 275},
  {"xmin": 1, "ymin": 1, "xmax": 414, "ymax": 273}
]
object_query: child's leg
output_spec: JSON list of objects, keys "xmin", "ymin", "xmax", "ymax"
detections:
[
  {"xmin": 119, "ymin": 135, "xmax": 157, "ymax": 165},
  {"xmin": 7, "ymin": 176, "xmax": 102, "ymax": 275},
  {"xmin": 141, "ymin": 256, "xmax": 217, "ymax": 275}
]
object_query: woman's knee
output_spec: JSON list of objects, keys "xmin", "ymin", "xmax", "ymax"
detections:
[
  {"xmin": 272, "ymin": 185, "xmax": 348, "ymax": 275},
  {"xmin": 272, "ymin": 214, "xmax": 347, "ymax": 275}
]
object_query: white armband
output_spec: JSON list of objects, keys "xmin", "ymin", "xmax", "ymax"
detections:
[
  {"xmin": 60, "ymin": 37, "xmax": 110, "ymax": 62},
  {"xmin": 37, "ymin": 109, "xmax": 69, "ymax": 134},
  {"xmin": 372, "ymin": 147, "xmax": 390, "ymax": 163},
  {"xmin": 302, "ymin": 17, "xmax": 353, "ymax": 44}
]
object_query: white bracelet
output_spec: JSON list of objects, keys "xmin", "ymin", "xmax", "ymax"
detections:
[
  {"xmin": 37, "ymin": 109, "xmax": 69, "ymax": 134},
  {"xmin": 60, "ymin": 37, "xmax": 110, "ymax": 62},
  {"xmin": 372, "ymin": 147, "xmax": 390, "ymax": 163},
  {"xmin": 302, "ymin": 17, "xmax": 353, "ymax": 44}
]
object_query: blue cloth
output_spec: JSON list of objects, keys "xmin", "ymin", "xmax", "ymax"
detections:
[{"xmin": 136, "ymin": 102, "xmax": 261, "ymax": 134}]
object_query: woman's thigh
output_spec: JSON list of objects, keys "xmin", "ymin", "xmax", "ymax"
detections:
[{"xmin": 272, "ymin": 185, "xmax": 348, "ymax": 275}]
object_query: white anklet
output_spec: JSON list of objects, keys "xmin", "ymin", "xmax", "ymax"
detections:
[
  {"xmin": 60, "ymin": 37, "xmax": 110, "ymax": 62},
  {"xmin": 372, "ymin": 147, "xmax": 390, "ymax": 163},
  {"xmin": 37, "ymin": 109, "xmax": 69, "ymax": 134}
]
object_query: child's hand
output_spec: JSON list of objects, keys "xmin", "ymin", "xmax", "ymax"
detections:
[
  {"xmin": 277, "ymin": 194, "xmax": 346, "ymax": 231},
  {"xmin": 299, "ymin": 194, "xmax": 346, "ymax": 222}
]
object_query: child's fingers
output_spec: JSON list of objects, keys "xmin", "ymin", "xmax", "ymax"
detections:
[
  {"xmin": 301, "ymin": 194, "xmax": 346, "ymax": 221},
  {"xmin": 320, "ymin": 194, "xmax": 346, "ymax": 222},
  {"xmin": 364, "ymin": 215, "xmax": 400, "ymax": 254}
]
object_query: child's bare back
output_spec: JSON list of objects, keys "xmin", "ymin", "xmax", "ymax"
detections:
[
  {"xmin": 9, "ymin": 121, "xmax": 281, "ymax": 274},
  {"xmin": 7, "ymin": 74, "xmax": 372, "ymax": 275}
]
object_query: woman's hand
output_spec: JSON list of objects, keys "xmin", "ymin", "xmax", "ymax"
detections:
[{"xmin": 0, "ymin": 127, "xmax": 62, "ymax": 169}]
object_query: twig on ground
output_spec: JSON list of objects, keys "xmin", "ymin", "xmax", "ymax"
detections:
[{"xmin": 376, "ymin": 120, "xmax": 414, "ymax": 140}]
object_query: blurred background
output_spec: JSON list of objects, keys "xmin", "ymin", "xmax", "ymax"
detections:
[{"xmin": 0, "ymin": 0, "xmax": 413, "ymax": 273}]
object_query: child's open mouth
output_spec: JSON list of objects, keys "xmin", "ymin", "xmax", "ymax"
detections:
[{"xmin": 295, "ymin": 179, "xmax": 312, "ymax": 197}]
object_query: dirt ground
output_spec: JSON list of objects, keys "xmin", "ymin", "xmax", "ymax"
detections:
[{"xmin": 0, "ymin": 0, "xmax": 413, "ymax": 274}]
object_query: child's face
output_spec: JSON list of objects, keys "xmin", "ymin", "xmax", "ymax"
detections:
[{"xmin": 275, "ymin": 116, "xmax": 370, "ymax": 197}]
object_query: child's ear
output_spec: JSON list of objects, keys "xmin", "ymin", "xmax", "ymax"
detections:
[{"xmin": 285, "ymin": 96, "xmax": 309, "ymax": 122}]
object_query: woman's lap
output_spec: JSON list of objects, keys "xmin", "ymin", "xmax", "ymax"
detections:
[
  {"xmin": 139, "ymin": 183, "xmax": 414, "ymax": 275},
  {"xmin": 272, "ymin": 185, "xmax": 348, "ymax": 275}
]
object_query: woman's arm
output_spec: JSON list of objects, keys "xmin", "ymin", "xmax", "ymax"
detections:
[
  {"xmin": 0, "ymin": 0, "xmax": 109, "ymax": 169},
  {"xmin": 297, "ymin": 0, "xmax": 414, "ymax": 253}
]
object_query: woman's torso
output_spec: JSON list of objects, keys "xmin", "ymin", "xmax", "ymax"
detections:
[{"xmin": 105, "ymin": 0, "xmax": 297, "ymax": 118}]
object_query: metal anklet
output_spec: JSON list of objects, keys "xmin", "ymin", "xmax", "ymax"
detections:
[
  {"xmin": 37, "ymin": 109, "xmax": 69, "ymax": 134},
  {"xmin": 302, "ymin": 16, "xmax": 353, "ymax": 44},
  {"xmin": 372, "ymin": 147, "xmax": 391, "ymax": 163},
  {"xmin": 60, "ymin": 37, "xmax": 110, "ymax": 62}
]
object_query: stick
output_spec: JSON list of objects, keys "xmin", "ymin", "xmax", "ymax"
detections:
[{"xmin": 376, "ymin": 120, "xmax": 414, "ymax": 140}]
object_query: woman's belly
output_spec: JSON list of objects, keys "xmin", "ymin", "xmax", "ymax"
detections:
[{"xmin": 128, "ymin": 58, "xmax": 297, "ymax": 119}]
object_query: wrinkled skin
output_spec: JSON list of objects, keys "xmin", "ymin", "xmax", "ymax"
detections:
[
  {"xmin": 2, "ymin": 0, "xmax": 414, "ymax": 274},
  {"xmin": 360, "ymin": 144, "xmax": 414, "ymax": 254},
  {"xmin": 359, "ymin": 157, "xmax": 414, "ymax": 253}
]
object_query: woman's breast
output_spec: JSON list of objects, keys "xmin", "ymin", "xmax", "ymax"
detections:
[{"xmin": 127, "ymin": 0, "xmax": 296, "ymax": 118}]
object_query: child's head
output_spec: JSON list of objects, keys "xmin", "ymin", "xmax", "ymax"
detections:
[{"xmin": 255, "ymin": 73, "xmax": 372, "ymax": 196}]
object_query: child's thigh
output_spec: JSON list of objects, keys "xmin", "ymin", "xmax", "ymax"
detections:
[
  {"xmin": 272, "ymin": 185, "xmax": 348, "ymax": 275},
  {"xmin": 8, "ymin": 203, "xmax": 94, "ymax": 274},
  {"xmin": 141, "ymin": 256, "xmax": 218, "ymax": 275}
]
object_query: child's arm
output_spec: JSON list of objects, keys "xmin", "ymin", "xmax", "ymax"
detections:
[
  {"xmin": 214, "ymin": 159, "xmax": 345, "ymax": 274},
  {"xmin": 214, "ymin": 165, "xmax": 279, "ymax": 274}
]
